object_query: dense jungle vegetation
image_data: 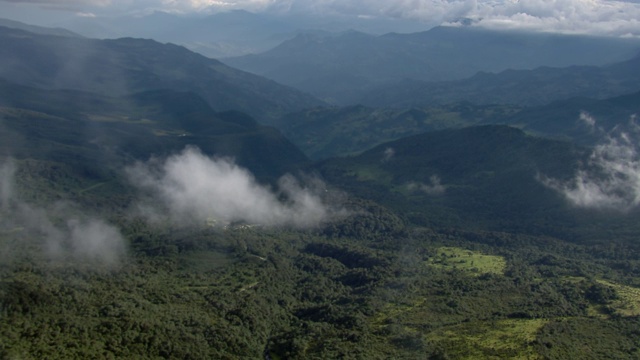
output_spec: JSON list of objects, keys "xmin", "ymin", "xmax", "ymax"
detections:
[{"xmin": 3, "ymin": 184, "xmax": 640, "ymax": 359}]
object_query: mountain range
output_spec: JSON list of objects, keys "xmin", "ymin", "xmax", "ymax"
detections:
[
  {"xmin": 359, "ymin": 52, "xmax": 640, "ymax": 108},
  {"xmin": 0, "ymin": 79, "xmax": 308, "ymax": 210},
  {"xmin": 0, "ymin": 26, "xmax": 323, "ymax": 124},
  {"xmin": 32, "ymin": 11, "xmax": 427, "ymax": 58},
  {"xmin": 225, "ymin": 26, "xmax": 640, "ymax": 103}
]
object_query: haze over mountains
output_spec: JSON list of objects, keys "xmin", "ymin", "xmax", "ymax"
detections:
[
  {"xmin": 225, "ymin": 26, "xmax": 640, "ymax": 103},
  {"xmin": 359, "ymin": 52, "xmax": 640, "ymax": 108},
  {"xmin": 55, "ymin": 10, "xmax": 428, "ymax": 58},
  {"xmin": 0, "ymin": 26, "xmax": 323, "ymax": 124}
]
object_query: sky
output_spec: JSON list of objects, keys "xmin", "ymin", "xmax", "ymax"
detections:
[{"xmin": 1, "ymin": 0, "xmax": 640, "ymax": 37}]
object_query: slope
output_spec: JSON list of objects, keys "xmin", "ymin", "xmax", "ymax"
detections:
[
  {"xmin": 0, "ymin": 79, "xmax": 309, "ymax": 208},
  {"xmin": 495, "ymin": 90, "xmax": 640, "ymax": 144},
  {"xmin": 0, "ymin": 26, "xmax": 324, "ymax": 123},
  {"xmin": 276, "ymin": 103, "xmax": 520, "ymax": 159},
  {"xmin": 316, "ymin": 125, "xmax": 640, "ymax": 241}
]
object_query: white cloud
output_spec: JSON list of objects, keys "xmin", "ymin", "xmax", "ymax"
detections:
[
  {"xmin": 3, "ymin": 0, "xmax": 640, "ymax": 37},
  {"xmin": 580, "ymin": 111, "xmax": 597, "ymax": 129},
  {"xmin": 459, "ymin": 0, "xmax": 640, "ymax": 37},
  {"xmin": 406, "ymin": 175, "xmax": 446, "ymax": 195},
  {"xmin": 542, "ymin": 115, "xmax": 640, "ymax": 211},
  {"xmin": 382, "ymin": 147, "xmax": 395, "ymax": 162},
  {"xmin": 126, "ymin": 146, "xmax": 338, "ymax": 228}
]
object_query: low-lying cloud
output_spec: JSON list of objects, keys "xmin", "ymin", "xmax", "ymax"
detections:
[
  {"xmin": 542, "ymin": 114, "xmax": 640, "ymax": 211},
  {"xmin": 382, "ymin": 147, "xmax": 395, "ymax": 163},
  {"xmin": 0, "ymin": 159, "xmax": 126, "ymax": 266},
  {"xmin": 126, "ymin": 146, "xmax": 337, "ymax": 228},
  {"xmin": 406, "ymin": 175, "xmax": 446, "ymax": 196}
]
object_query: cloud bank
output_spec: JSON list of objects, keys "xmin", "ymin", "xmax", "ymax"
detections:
[
  {"xmin": 3, "ymin": 0, "xmax": 640, "ymax": 37},
  {"xmin": 0, "ymin": 159, "xmax": 126, "ymax": 266},
  {"xmin": 542, "ymin": 114, "xmax": 640, "ymax": 211},
  {"xmin": 126, "ymin": 146, "xmax": 336, "ymax": 228}
]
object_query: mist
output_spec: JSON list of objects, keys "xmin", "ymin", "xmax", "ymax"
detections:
[
  {"xmin": 542, "ymin": 114, "xmax": 640, "ymax": 211},
  {"xmin": 382, "ymin": 147, "xmax": 395, "ymax": 163},
  {"xmin": 126, "ymin": 146, "xmax": 338, "ymax": 228},
  {"xmin": 0, "ymin": 159, "xmax": 126, "ymax": 267},
  {"xmin": 406, "ymin": 175, "xmax": 446, "ymax": 196}
]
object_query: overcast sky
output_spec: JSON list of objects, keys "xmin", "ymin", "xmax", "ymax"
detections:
[{"xmin": 1, "ymin": 0, "xmax": 640, "ymax": 37}]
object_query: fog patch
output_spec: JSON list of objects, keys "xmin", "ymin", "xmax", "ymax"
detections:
[
  {"xmin": 382, "ymin": 147, "xmax": 395, "ymax": 163},
  {"xmin": 406, "ymin": 175, "xmax": 446, "ymax": 195},
  {"xmin": 0, "ymin": 159, "xmax": 126, "ymax": 267},
  {"xmin": 126, "ymin": 146, "xmax": 340, "ymax": 228},
  {"xmin": 542, "ymin": 115, "xmax": 640, "ymax": 211},
  {"xmin": 579, "ymin": 111, "xmax": 597, "ymax": 129}
]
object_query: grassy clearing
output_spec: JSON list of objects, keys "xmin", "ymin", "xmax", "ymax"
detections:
[
  {"xmin": 152, "ymin": 129, "xmax": 190, "ymax": 137},
  {"xmin": 350, "ymin": 165, "xmax": 393, "ymax": 184},
  {"xmin": 371, "ymin": 299, "xmax": 426, "ymax": 328},
  {"xmin": 426, "ymin": 247, "xmax": 506, "ymax": 275},
  {"xmin": 596, "ymin": 280, "xmax": 640, "ymax": 317},
  {"xmin": 425, "ymin": 319, "xmax": 547, "ymax": 359}
]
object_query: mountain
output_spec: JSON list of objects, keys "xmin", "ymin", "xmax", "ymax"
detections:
[
  {"xmin": 273, "ymin": 89, "xmax": 640, "ymax": 161},
  {"xmin": 61, "ymin": 10, "xmax": 297, "ymax": 58},
  {"xmin": 315, "ymin": 125, "xmax": 640, "ymax": 240},
  {"xmin": 275, "ymin": 103, "xmax": 520, "ymax": 159},
  {"xmin": 0, "ymin": 17, "xmax": 81, "ymax": 38},
  {"xmin": 57, "ymin": 10, "xmax": 428, "ymax": 58},
  {"xmin": 224, "ymin": 26, "xmax": 640, "ymax": 104},
  {"xmin": 493, "ymin": 90, "xmax": 640, "ymax": 144},
  {"xmin": 359, "ymin": 53, "xmax": 640, "ymax": 108},
  {"xmin": 0, "ymin": 26, "xmax": 324, "ymax": 123},
  {"xmin": 0, "ymin": 79, "xmax": 309, "ymax": 207}
]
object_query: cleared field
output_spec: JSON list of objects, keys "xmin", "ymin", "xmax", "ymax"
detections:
[
  {"xmin": 596, "ymin": 280, "xmax": 640, "ymax": 317},
  {"xmin": 425, "ymin": 318, "xmax": 547, "ymax": 359},
  {"xmin": 426, "ymin": 246, "xmax": 507, "ymax": 275}
]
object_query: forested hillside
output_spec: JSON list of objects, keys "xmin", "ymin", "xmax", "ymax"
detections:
[{"xmin": 0, "ymin": 26, "xmax": 324, "ymax": 123}]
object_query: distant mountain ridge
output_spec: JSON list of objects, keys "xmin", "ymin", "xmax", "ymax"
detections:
[
  {"xmin": 275, "ymin": 90, "xmax": 640, "ymax": 160},
  {"xmin": 0, "ymin": 18, "xmax": 81, "ymax": 38},
  {"xmin": 0, "ymin": 26, "xmax": 324, "ymax": 123},
  {"xmin": 493, "ymin": 90, "xmax": 640, "ymax": 144},
  {"xmin": 359, "ymin": 53, "xmax": 640, "ymax": 108},
  {"xmin": 275, "ymin": 103, "xmax": 520, "ymax": 159},
  {"xmin": 225, "ymin": 26, "xmax": 640, "ymax": 104}
]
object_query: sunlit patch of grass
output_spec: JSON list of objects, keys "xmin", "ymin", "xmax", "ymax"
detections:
[
  {"xmin": 426, "ymin": 247, "xmax": 506, "ymax": 275},
  {"xmin": 0, "ymin": 107, "xmax": 63, "ymax": 121},
  {"xmin": 86, "ymin": 114, "xmax": 155, "ymax": 125},
  {"xmin": 152, "ymin": 129, "xmax": 190, "ymax": 137},
  {"xmin": 349, "ymin": 165, "xmax": 393, "ymax": 184},
  {"xmin": 425, "ymin": 319, "xmax": 547, "ymax": 359},
  {"xmin": 371, "ymin": 299, "xmax": 427, "ymax": 328},
  {"xmin": 596, "ymin": 280, "xmax": 640, "ymax": 317}
]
